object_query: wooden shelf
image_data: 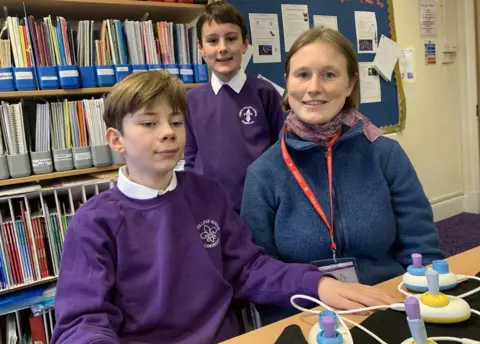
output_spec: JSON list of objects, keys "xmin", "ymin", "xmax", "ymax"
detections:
[
  {"xmin": 3, "ymin": 0, "xmax": 205, "ymax": 22},
  {"xmin": 0, "ymin": 276, "xmax": 57, "ymax": 296},
  {"xmin": 0, "ymin": 83, "xmax": 200, "ymax": 99},
  {"xmin": 0, "ymin": 165, "xmax": 123, "ymax": 187}
]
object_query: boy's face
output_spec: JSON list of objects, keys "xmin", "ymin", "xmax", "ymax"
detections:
[
  {"xmin": 107, "ymin": 100, "xmax": 185, "ymax": 180},
  {"xmin": 199, "ymin": 20, "xmax": 248, "ymax": 82}
]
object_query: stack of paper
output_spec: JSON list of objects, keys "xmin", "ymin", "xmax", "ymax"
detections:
[
  {"xmin": 95, "ymin": 19, "xmax": 128, "ymax": 66},
  {"xmin": 83, "ymin": 98, "xmax": 107, "ymax": 147},
  {"xmin": 6, "ymin": 16, "xmax": 35, "ymax": 68},
  {"xmin": 34, "ymin": 103, "xmax": 51, "ymax": 153},
  {"xmin": 76, "ymin": 20, "xmax": 94, "ymax": 67},
  {"xmin": 0, "ymin": 39, "xmax": 12, "ymax": 68},
  {"xmin": 373, "ymin": 35, "xmax": 402, "ymax": 82},
  {"xmin": 0, "ymin": 101, "xmax": 28, "ymax": 155},
  {"xmin": 68, "ymin": 100, "xmax": 88, "ymax": 148},
  {"xmin": 6, "ymin": 313, "xmax": 17, "ymax": 344},
  {"xmin": 28, "ymin": 15, "xmax": 62, "ymax": 67},
  {"xmin": 124, "ymin": 20, "xmax": 146, "ymax": 65}
]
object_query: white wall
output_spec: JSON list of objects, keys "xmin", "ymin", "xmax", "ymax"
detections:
[{"xmin": 388, "ymin": 0, "xmax": 479, "ymax": 221}]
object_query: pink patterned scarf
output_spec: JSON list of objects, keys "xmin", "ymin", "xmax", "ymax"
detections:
[{"xmin": 285, "ymin": 108, "xmax": 383, "ymax": 146}]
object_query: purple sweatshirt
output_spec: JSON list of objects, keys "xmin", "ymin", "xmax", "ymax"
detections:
[
  {"xmin": 185, "ymin": 74, "xmax": 285, "ymax": 213},
  {"xmin": 52, "ymin": 172, "xmax": 325, "ymax": 344}
]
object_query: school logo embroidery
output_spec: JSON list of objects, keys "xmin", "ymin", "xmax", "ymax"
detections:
[
  {"xmin": 197, "ymin": 219, "xmax": 220, "ymax": 248},
  {"xmin": 239, "ymin": 106, "xmax": 257, "ymax": 125}
]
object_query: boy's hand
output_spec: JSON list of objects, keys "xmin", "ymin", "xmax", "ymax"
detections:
[{"xmin": 317, "ymin": 277, "xmax": 398, "ymax": 314}]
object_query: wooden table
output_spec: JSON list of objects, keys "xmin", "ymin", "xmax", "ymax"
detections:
[{"xmin": 223, "ymin": 246, "xmax": 480, "ymax": 343}]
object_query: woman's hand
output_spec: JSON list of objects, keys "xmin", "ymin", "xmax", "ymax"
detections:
[{"xmin": 317, "ymin": 277, "xmax": 399, "ymax": 314}]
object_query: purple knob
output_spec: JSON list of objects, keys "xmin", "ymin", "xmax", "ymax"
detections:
[
  {"xmin": 405, "ymin": 297, "xmax": 421, "ymax": 320},
  {"xmin": 412, "ymin": 253, "xmax": 422, "ymax": 268},
  {"xmin": 321, "ymin": 316, "xmax": 335, "ymax": 338}
]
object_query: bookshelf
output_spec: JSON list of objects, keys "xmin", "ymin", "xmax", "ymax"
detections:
[
  {"xmin": 0, "ymin": 83, "xmax": 199, "ymax": 100},
  {"xmin": 0, "ymin": 3, "xmax": 206, "ymax": 336},
  {"xmin": 0, "ymin": 165, "xmax": 122, "ymax": 187},
  {"xmin": 3, "ymin": 0, "xmax": 205, "ymax": 23},
  {"xmin": 0, "ymin": 276, "xmax": 57, "ymax": 297}
]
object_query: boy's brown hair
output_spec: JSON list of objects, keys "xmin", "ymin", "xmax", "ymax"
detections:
[
  {"xmin": 103, "ymin": 70, "xmax": 187, "ymax": 133},
  {"xmin": 196, "ymin": 1, "xmax": 248, "ymax": 45},
  {"xmin": 282, "ymin": 27, "xmax": 360, "ymax": 111}
]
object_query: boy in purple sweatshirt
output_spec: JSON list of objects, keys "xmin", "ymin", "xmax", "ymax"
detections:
[
  {"xmin": 185, "ymin": 1, "xmax": 285, "ymax": 213},
  {"xmin": 52, "ymin": 71, "xmax": 396, "ymax": 344}
]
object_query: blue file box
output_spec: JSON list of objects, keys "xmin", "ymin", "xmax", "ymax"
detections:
[
  {"xmin": 95, "ymin": 65, "xmax": 115, "ymax": 87},
  {"xmin": 164, "ymin": 64, "xmax": 180, "ymax": 79},
  {"xmin": 131, "ymin": 64, "xmax": 147, "ymax": 73},
  {"xmin": 147, "ymin": 64, "xmax": 164, "ymax": 71},
  {"xmin": 0, "ymin": 67, "xmax": 15, "ymax": 91},
  {"xmin": 37, "ymin": 66, "xmax": 59, "ymax": 90},
  {"xmin": 58, "ymin": 65, "xmax": 80, "ymax": 89},
  {"xmin": 13, "ymin": 67, "xmax": 36, "ymax": 90},
  {"xmin": 179, "ymin": 64, "xmax": 194, "ymax": 83},
  {"xmin": 115, "ymin": 64, "xmax": 131, "ymax": 82},
  {"xmin": 79, "ymin": 66, "xmax": 97, "ymax": 88},
  {"xmin": 193, "ymin": 64, "xmax": 209, "ymax": 83}
]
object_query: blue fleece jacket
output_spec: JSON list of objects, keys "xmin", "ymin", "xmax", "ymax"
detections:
[{"xmin": 240, "ymin": 121, "xmax": 445, "ymax": 324}]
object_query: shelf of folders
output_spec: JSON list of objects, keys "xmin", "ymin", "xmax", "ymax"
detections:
[
  {"xmin": 0, "ymin": 177, "xmax": 115, "ymax": 294},
  {"xmin": 1, "ymin": 294, "xmax": 55, "ymax": 343},
  {"xmin": 0, "ymin": 14, "xmax": 208, "ymax": 92},
  {"xmin": 0, "ymin": 97, "xmax": 123, "ymax": 180}
]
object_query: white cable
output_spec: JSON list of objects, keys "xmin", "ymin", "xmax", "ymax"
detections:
[
  {"xmin": 290, "ymin": 294, "xmax": 404, "ymax": 315},
  {"xmin": 339, "ymin": 316, "xmax": 388, "ymax": 344},
  {"xmin": 397, "ymin": 281, "xmax": 414, "ymax": 297},
  {"xmin": 335, "ymin": 305, "xmax": 399, "ymax": 315},
  {"xmin": 429, "ymin": 337, "xmax": 480, "ymax": 344},
  {"xmin": 471, "ymin": 308, "xmax": 480, "ymax": 317},
  {"xmin": 456, "ymin": 275, "xmax": 480, "ymax": 299},
  {"xmin": 290, "ymin": 295, "xmax": 353, "ymax": 343}
]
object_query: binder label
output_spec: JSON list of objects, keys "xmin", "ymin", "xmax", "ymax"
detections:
[
  {"xmin": 97, "ymin": 68, "xmax": 115, "ymax": 76},
  {"xmin": 60, "ymin": 70, "xmax": 79, "ymax": 78},
  {"xmin": 54, "ymin": 153, "xmax": 73, "ymax": 162},
  {"xmin": 0, "ymin": 72, "xmax": 13, "ymax": 80},
  {"xmin": 167, "ymin": 68, "xmax": 179, "ymax": 75},
  {"xmin": 133, "ymin": 69, "xmax": 147, "ymax": 73},
  {"xmin": 15, "ymin": 71, "xmax": 33, "ymax": 80},
  {"xmin": 180, "ymin": 68, "xmax": 193, "ymax": 76},
  {"xmin": 75, "ymin": 152, "xmax": 92, "ymax": 161},
  {"xmin": 41, "ymin": 76, "xmax": 58, "ymax": 81},
  {"xmin": 32, "ymin": 158, "xmax": 53, "ymax": 167},
  {"xmin": 116, "ymin": 67, "xmax": 129, "ymax": 72}
]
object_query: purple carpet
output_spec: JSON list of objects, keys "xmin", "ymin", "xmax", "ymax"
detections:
[{"xmin": 435, "ymin": 212, "xmax": 480, "ymax": 257}]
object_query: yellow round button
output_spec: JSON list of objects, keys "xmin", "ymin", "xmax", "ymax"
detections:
[{"xmin": 420, "ymin": 292, "xmax": 450, "ymax": 308}]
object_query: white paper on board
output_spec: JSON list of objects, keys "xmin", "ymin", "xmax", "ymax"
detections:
[
  {"xmin": 313, "ymin": 15, "xmax": 338, "ymax": 31},
  {"xmin": 359, "ymin": 62, "xmax": 381, "ymax": 103},
  {"xmin": 281, "ymin": 4, "xmax": 310, "ymax": 52},
  {"xmin": 354, "ymin": 11, "xmax": 378, "ymax": 54},
  {"xmin": 248, "ymin": 13, "xmax": 282, "ymax": 64}
]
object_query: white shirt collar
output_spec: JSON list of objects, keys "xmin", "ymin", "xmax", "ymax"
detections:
[
  {"xmin": 117, "ymin": 166, "xmax": 177, "ymax": 200},
  {"xmin": 211, "ymin": 70, "xmax": 247, "ymax": 95}
]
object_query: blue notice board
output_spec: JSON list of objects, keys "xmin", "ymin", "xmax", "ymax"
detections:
[{"xmin": 228, "ymin": 0, "xmax": 406, "ymax": 133}]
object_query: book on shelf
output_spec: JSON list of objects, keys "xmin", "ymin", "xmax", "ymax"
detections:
[
  {"xmin": 1, "ymin": 5, "xmax": 208, "ymax": 93},
  {"xmin": 0, "ymin": 177, "xmax": 116, "ymax": 292}
]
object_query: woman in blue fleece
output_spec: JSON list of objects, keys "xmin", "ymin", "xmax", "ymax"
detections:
[{"xmin": 240, "ymin": 27, "xmax": 445, "ymax": 325}]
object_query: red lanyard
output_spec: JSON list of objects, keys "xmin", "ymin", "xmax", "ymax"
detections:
[{"xmin": 281, "ymin": 126, "xmax": 341, "ymax": 261}]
